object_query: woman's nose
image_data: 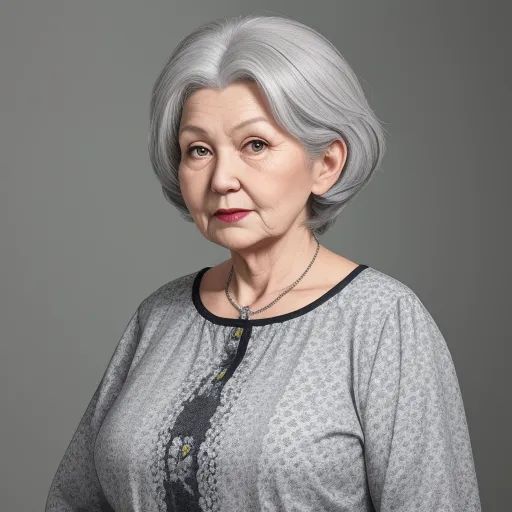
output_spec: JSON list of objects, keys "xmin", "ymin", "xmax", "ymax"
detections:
[{"xmin": 210, "ymin": 153, "xmax": 242, "ymax": 192}]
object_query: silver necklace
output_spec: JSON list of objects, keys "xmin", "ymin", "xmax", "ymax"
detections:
[{"xmin": 224, "ymin": 234, "xmax": 320, "ymax": 320}]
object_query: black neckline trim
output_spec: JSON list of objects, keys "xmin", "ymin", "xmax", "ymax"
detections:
[{"xmin": 192, "ymin": 263, "xmax": 369, "ymax": 326}]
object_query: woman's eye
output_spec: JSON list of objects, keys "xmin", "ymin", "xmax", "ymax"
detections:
[
  {"xmin": 187, "ymin": 139, "xmax": 268, "ymax": 158},
  {"xmin": 245, "ymin": 139, "xmax": 268, "ymax": 153},
  {"xmin": 187, "ymin": 146, "xmax": 210, "ymax": 158}
]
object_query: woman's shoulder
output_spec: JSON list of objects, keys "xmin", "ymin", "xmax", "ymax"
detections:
[
  {"xmin": 312, "ymin": 250, "xmax": 419, "ymax": 316},
  {"xmin": 338, "ymin": 264, "xmax": 428, "ymax": 321},
  {"xmin": 135, "ymin": 269, "xmax": 201, "ymax": 325},
  {"xmin": 358, "ymin": 265, "xmax": 418, "ymax": 298},
  {"xmin": 344, "ymin": 266, "xmax": 446, "ymax": 363}
]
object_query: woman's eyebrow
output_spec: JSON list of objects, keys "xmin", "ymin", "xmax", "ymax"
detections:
[{"xmin": 179, "ymin": 116, "xmax": 271, "ymax": 137}]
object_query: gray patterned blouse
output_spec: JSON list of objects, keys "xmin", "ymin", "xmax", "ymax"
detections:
[{"xmin": 45, "ymin": 264, "xmax": 482, "ymax": 511}]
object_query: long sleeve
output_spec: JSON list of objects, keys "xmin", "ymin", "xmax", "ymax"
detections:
[
  {"xmin": 45, "ymin": 306, "xmax": 142, "ymax": 512},
  {"xmin": 361, "ymin": 292, "xmax": 481, "ymax": 511}
]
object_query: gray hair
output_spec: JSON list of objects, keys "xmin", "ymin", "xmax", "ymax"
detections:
[{"xmin": 148, "ymin": 12, "xmax": 387, "ymax": 236}]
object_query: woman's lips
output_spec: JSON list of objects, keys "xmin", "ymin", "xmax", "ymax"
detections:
[{"xmin": 214, "ymin": 211, "xmax": 251, "ymax": 222}]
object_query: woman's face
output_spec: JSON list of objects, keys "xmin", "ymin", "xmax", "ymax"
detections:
[{"xmin": 178, "ymin": 80, "xmax": 319, "ymax": 251}]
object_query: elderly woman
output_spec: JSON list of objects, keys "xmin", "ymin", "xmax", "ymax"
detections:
[{"xmin": 45, "ymin": 13, "xmax": 481, "ymax": 512}]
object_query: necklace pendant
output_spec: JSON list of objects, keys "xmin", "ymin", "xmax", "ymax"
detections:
[{"xmin": 239, "ymin": 306, "xmax": 251, "ymax": 320}]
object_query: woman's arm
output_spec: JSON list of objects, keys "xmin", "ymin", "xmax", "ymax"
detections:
[
  {"xmin": 45, "ymin": 306, "xmax": 141, "ymax": 511},
  {"xmin": 361, "ymin": 292, "xmax": 481, "ymax": 511}
]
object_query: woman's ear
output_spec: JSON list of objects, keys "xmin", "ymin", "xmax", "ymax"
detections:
[{"xmin": 311, "ymin": 139, "xmax": 348, "ymax": 196}]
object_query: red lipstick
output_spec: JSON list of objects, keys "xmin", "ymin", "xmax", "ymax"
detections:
[{"xmin": 214, "ymin": 208, "xmax": 251, "ymax": 223}]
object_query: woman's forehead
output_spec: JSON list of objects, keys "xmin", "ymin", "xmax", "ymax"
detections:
[{"xmin": 181, "ymin": 82, "xmax": 271, "ymax": 121}]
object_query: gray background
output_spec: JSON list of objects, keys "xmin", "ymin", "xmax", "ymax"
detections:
[{"xmin": 1, "ymin": 0, "xmax": 509, "ymax": 509}]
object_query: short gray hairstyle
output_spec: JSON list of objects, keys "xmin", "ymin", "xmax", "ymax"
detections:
[{"xmin": 148, "ymin": 12, "xmax": 387, "ymax": 236}]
